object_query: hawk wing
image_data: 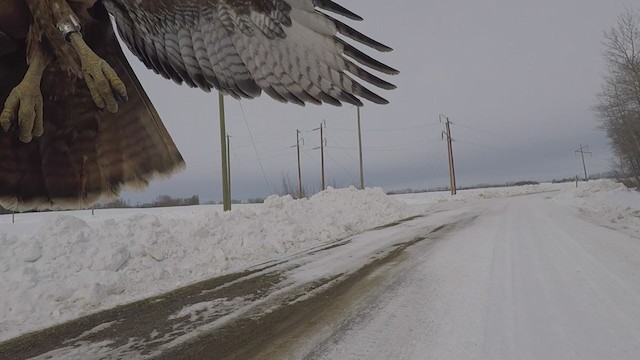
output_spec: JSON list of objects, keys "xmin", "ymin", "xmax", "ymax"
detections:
[{"xmin": 102, "ymin": 0, "xmax": 398, "ymax": 106}]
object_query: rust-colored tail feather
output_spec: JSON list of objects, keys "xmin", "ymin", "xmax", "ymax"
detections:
[{"xmin": 0, "ymin": 15, "xmax": 184, "ymax": 212}]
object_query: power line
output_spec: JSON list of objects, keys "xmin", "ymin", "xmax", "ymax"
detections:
[
  {"xmin": 186, "ymin": 148, "xmax": 295, "ymax": 174},
  {"xmin": 301, "ymin": 150, "xmax": 322, "ymax": 192},
  {"xmin": 328, "ymin": 138, "xmax": 359, "ymax": 163},
  {"xmin": 233, "ymin": 146, "xmax": 293, "ymax": 157},
  {"xmin": 327, "ymin": 123, "xmax": 440, "ymax": 133},
  {"xmin": 325, "ymin": 150, "xmax": 357, "ymax": 180},
  {"xmin": 238, "ymin": 100, "xmax": 271, "ymax": 193},
  {"xmin": 252, "ymin": 134, "xmax": 292, "ymax": 144},
  {"xmin": 234, "ymin": 151, "xmax": 293, "ymax": 163},
  {"xmin": 229, "ymin": 137, "xmax": 241, "ymax": 165},
  {"xmin": 450, "ymin": 122, "xmax": 503, "ymax": 137},
  {"xmin": 327, "ymin": 139, "xmax": 441, "ymax": 152},
  {"xmin": 219, "ymin": 134, "xmax": 292, "ymax": 150},
  {"xmin": 454, "ymin": 139, "xmax": 552, "ymax": 157},
  {"xmin": 451, "ymin": 120, "xmax": 576, "ymax": 147}
]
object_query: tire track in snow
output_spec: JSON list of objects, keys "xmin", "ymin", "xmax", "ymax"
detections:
[
  {"xmin": 233, "ymin": 214, "xmax": 478, "ymax": 360},
  {"xmin": 293, "ymin": 193, "xmax": 640, "ymax": 360}
]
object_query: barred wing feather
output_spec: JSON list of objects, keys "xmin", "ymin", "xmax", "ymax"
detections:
[{"xmin": 103, "ymin": 0, "xmax": 398, "ymax": 106}]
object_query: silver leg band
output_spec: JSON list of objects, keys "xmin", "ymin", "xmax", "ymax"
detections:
[{"xmin": 57, "ymin": 14, "xmax": 82, "ymax": 42}]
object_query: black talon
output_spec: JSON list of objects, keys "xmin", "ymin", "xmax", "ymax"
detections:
[{"xmin": 114, "ymin": 91, "xmax": 128, "ymax": 102}]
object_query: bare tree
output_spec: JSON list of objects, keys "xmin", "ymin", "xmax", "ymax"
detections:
[
  {"xmin": 596, "ymin": 8, "xmax": 640, "ymax": 186},
  {"xmin": 278, "ymin": 172, "xmax": 305, "ymax": 198}
]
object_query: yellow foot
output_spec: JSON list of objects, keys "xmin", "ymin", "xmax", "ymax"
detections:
[
  {"xmin": 0, "ymin": 75, "xmax": 44, "ymax": 143},
  {"xmin": 69, "ymin": 33, "xmax": 127, "ymax": 113}
]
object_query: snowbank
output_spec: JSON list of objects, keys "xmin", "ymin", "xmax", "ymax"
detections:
[
  {"xmin": 395, "ymin": 180, "xmax": 640, "ymax": 239},
  {"xmin": 391, "ymin": 182, "xmax": 569, "ymax": 206},
  {"xmin": 0, "ymin": 187, "xmax": 414, "ymax": 341},
  {"xmin": 553, "ymin": 179, "xmax": 640, "ymax": 238}
]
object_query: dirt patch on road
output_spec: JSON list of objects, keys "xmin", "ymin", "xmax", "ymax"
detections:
[
  {"xmin": 162, "ymin": 222, "xmax": 458, "ymax": 360},
  {"xmin": 0, "ymin": 269, "xmax": 283, "ymax": 360}
]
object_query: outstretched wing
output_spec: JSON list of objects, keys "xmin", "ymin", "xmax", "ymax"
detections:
[{"xmin": 102, "ymin": 0, "xmax": 398, "ymax": 106}]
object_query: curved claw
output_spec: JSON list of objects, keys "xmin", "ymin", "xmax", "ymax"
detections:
[
  {"xmin": 0, "ymin": 81, "xmax": 44, "ymax": 143},
  {"xmin": 70, "ymin": 33, "xmax": 127, "ymax": 113},
  {"xmin": 83, "ymin": 58, "xmax": 127, "ymax": 113}
]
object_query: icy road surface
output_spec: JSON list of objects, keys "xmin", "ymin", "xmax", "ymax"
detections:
[
  {"xmin": 288, "ymin": 192, "xmax": 640, "ymax": 360},
  {"xmin": 2, "ymin": 181, "xmax": 640, "ymax": 359}
]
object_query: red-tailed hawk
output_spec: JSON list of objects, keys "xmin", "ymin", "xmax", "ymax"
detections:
[{"xmin": 0, "ymin": 0, "xmax": 397, "ymax": 211}]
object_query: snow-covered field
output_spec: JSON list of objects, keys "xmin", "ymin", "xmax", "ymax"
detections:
[{"xmin": 1, "ymin": 180, "xmax": 638, "ymax": 342}]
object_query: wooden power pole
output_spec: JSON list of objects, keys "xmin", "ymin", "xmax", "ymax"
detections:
[
  {"xmin": 219, "ymin": 93, "xmax": 231, "ymax": 211},
  {"xmin": 311, "ymin": 120, "xmax": 327, "ymax": 191},
  {"xmin": 440, "ymin": 114, "xmax": 457, "ymax": 195},
  {"xmin": 357, "ymin": 107, "xmax": 365, "ymax": 190},
  {"xmin": 296, "ymin": 130, "xmax": 303, "ymax": 198},
  {"xmin": 313, "ymin": 121, "xmax": 327, "ymax": 191},
  {"xmin": 227, "ymin": 133, "xmax": 231, "ymax": 200},
  {"xmin": 575, "ymin": 144, "xmax": 592, "ymax": 181},
  {"xmin": 321, "ymin": 123, "xmax": 325, "ymax": 190}
]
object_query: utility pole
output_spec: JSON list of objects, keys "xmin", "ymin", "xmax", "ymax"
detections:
[
  {"xmin": 313, "ymin": 121, "xmax": 327, "ymax": 191},
  {"xmin": 440, "ymin": 114, "xmax": 457, "ymax": 195},
  {"xmin": 227, "ymin": 133, "xmax": 231, "ymax": 201},
  {"xmin": 575, "ymin": 144, "xmax": 592, "ymax": 181},
  {"xmin": 219, "ymin": 93, "xmax": 231, "ymax": 211},
  {"xmin": 293, "ymin": 130, "xmax": 304, "ymax": 198},
  {"xmin": 357, "ymin": 107, "xmax": 365, "ymax": 190},
  {"xmin": 321, "ymin": 122, "xmax": 325, "ymax": 191}
]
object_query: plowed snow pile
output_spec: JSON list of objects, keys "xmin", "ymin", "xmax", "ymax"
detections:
[
  {"xmin": 553, "ymin": 179, "xmax": 640, "ymax": 238},
  {"xmin": 0, "ymin": 187, "xmax": 414, "ymax": 341}
]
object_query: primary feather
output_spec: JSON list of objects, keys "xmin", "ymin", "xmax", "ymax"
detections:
[{"xmin": 103, "ymin": 0, "xmax": 398, "ymax": 106}]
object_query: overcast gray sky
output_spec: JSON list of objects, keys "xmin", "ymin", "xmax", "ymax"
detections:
[{"xmin": 120, "ymin": 0, "xmax": 634, "ymax": 203}]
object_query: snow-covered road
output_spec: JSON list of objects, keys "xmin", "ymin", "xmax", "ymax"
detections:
[
  {"xmin": 2, "ymin": 181, "xmax": 640, "ymax": 359},
  {"xmin": 294, "ymin": 192, "xmax": 640, "ymax": 360}
]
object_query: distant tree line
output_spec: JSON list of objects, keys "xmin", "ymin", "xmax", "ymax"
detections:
[
  {"xmin": 97, "ymin": 194, "xmax": 200, "ymax": 209},
  {"xmin": 277, "ymin": 172, "xmax": 343, "ymax": 199},
  {"xmin": 595, "ymin": 8, "xmax": 640, "ymax": 187},
  {"xmin": 0, "ymin": 195, "xmax": 200, "ymax": 213},
  {"xmin": 551, "ymin": 171, "xmax": 614, "ymax": 184},
  {"xmin": 386, "ymin": 180, "xmax": 541, "ymax": 195},
  {"xmin": 0, "ymin": 193, "xmax": 265, "ymax": 213},
  {"xmin": 98, "ymin": 195, "xmax": 269, "ymax": 208}
]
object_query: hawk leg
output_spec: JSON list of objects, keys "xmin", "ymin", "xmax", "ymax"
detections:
[
  {"xmin": 0, "ymin": 45, "xmax": 47, "ymax": 143},
  {"xmin": 68, "ymin": 32, "xmax": 127, "ymax": 113}
]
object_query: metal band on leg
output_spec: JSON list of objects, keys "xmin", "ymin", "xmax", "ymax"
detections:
[{"xmin": 57, "ymin": 14, "xmax": 82, "ymax": 42}]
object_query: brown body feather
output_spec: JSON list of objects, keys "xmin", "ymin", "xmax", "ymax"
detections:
[{"xmin": 0, "ymin": 2, "xmax": 184, "ymax": 211}]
